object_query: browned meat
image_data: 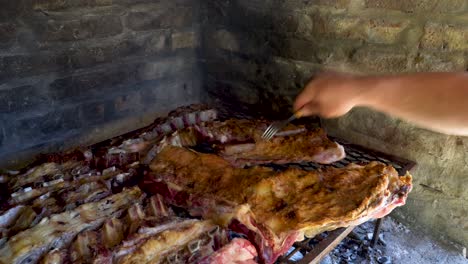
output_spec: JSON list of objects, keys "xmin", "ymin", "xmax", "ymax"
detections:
[
  {"xmin": 142, "ymin": 146, "xmax": 413, "ymax": 264},
  {"xmin": 103, "ymin": 105, "xmax": 218, "ymax": 156},
  {"xmin": 116, "ymin": 220, "xmax": 219, "ymax": 264},
  {"xmin": 144, "ymin": 119, "xmax": 345, "ymax": 166},
  {"xmin": 46, "ymin": 194, "xmax": 230, "ymax": 264},
  {"xmin": 66, "ymin": 194, "xmax": 175, "ymax": 264},
  {"xmin": 0, "ymin": 187, "xmax": 144, "ymax": 264},
  {"xmin": 40, "ymin": 249, "xmax": 68, "ymax": 264}
]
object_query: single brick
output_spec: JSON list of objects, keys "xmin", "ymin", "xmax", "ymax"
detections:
[
  {"xmin": 33, "ymin": 0, "xmax": 113, "ymax": 11},
  {"xmin": 67, "ymin": 38, "xmax": 141, "ymax": 69},
  {"xmin": 281, "ymin": 0, "xmax": 350, "ymax": 9},
  {"xmin": 412, "ymin": 52, "xmax": 466, "ymax": 72},
  {"xmin": 137, "ymin": 56, "xmax": 190, "ymax": 81},
  {"xmin": 309, "ymin": 12, "xmax": 409, "ymax": 44},
  {"xmin": 137, "ymin": 78, "xmax": 199, "ymax": 109},
  {"xmin": 208, "ymin": 54, "xmax": 302, "ymax": 95},
  {"xmin": 421, "ymin": 22, "xmax": 468, "ymax": 51},
  {"xmin": 7, "ymin": 118, "xmax": 45, "ymax": 149},
  {"xmin": 38, "ymin": 107, "xmax": 82, "ymax": 134},
  {"xmin": 209, "ymin": 29, "xmax": 241, "ymax": 52},
  {"xmin": 79, "ymin": 100, "xmax": 107, "ymax": 124},
  {"xmin": 48, "ymin": 66, "xmax": 138, "ymax": 100},
  {"xmin": 225, "ymin": 2, "xmax": 301, "ymax": 34},
  {"xmin": 365, "ymin": 0, "xmax": 467, "ymax": 13},
  {"xmin": 365, "ymin": 18, "xmax": 410, "ymax": 44},
  {"xmin": 12, "ymin": 106, "xmax": 80, "ymax": 143},
  {"xmin": 171, "ymin": 31, "xmax": 198, "ymax": 50},
  {"xmin": 138, "ymin": 78, "xmax": 195, "ymax": 107},
  {"xmin": 0, "ymin": 120, "xmax": 4, "ymax": 147},
  {"xmin": 114, "ymin": 92, "xmax": 142, "ymax": 113},
  {"xmin": 44, "ymin": 15, "xmax": 123, "ymax": 42},
  {"xmin": 0, "ymin": 55, "xmax": 36, "ymax": 79},
  {"xmin": 204, "ymin": 51, "xmax": 259, "ymax": 82},
  {"xmin": 272, "ymin": 37, "xmax": 316, "ymax": 62},
  {"xmin": 142, "ymin": 32, "xmax": 169, "ymax": 53},
  {"xmin": 350, "ymin": 47, "xmax": 408, "ymax": 73},
  {"xmin": 0, "ymin": 33, "xmax": 169, "ymax": 81},
  {"xmin": 0, "ymin": 51, "xmax": 87, "ymax": 80},
  {"xmin": 0, "ymin": 85, "xmax": 50, "ymax": 113},
  {"xmin": 206, "ymin": 29, "xmax": 274, "ymax": 57},
  {"xmin": 313, "ymin": 0, "xmax": 350, "ymax": 8},
  {"xmin": 126, "ymin": 7, "xmax": 193, "ymax": 31},
  {"xmin": 208, "ymin": 79, "xmax": 261, "ymax": 108},
  {"xmin": 0, "ymin": 23, "xmax": 16, "ymax": 44}
]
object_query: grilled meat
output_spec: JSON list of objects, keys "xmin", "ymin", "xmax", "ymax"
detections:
[
  {"xmin": 0, "ymin": 166, "xmax": 140, "ymax": 242},
  {"xmin": 144, "ymin": 119, "xmax": 345, "ymax": 166},
  {"xmin": 116, "ymin": 220, "xmax": 219, "ymax": 264},
  {"xmin": 14, "ymin": 193, "xmax": 230, "ymax": 264},
  {"xmin": 105, "ymin": 106, "xmax": 219, "ymax": 161},
  {"xmin": 142, "ymin": 146, "xmax": 412, "ymax": 264},
  {"xmin": 0, "ymin": 187, "xmax": 143, "ymax": 264},
  {"xmin": 198, "ymin": 238, "xmax": 258, "ymax": 264}
]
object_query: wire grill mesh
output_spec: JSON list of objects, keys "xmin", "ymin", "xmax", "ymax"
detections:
[{"xmin": 271, "ymin": 139, "xmax": 415, "ymax": 176}]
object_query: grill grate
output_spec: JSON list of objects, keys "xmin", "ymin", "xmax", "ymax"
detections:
[{"xmin": 263, "ymin": 138, "xmax": 415, "ymax": 176}]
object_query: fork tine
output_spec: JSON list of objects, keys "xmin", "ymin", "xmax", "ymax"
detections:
[
  {"xmin": 263, "ymin": 125, "xmax": 279, "ymax": 140},
  {"xmin": 262, "ymin": 125, "xmax": 274, "ymax": 139},
  {"xmin": 262, "ymin": 111, "xmax": 302, "ymax": 140},
  {"xmin": 263, "ymin": 125, "xmax": 276, "ymax": 139},
  {"xmin": 269, "ymin": 127, "xmax": 279, "ymax": 138}
]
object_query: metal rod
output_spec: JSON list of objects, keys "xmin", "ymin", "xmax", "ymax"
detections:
[
  {"xmin": 371, "ymin": 217, "xmax": 384, "ymax": 247},
  {"xmin": 297, "ymin": 226, "xmax": 355, "ymax": 264},
  {"xmin": 281, "ymin": 238, "xmax": 312, "ymax": 262}
]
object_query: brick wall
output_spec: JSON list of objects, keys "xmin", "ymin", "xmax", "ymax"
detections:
[
  {"xmin": 0, "ymin": 0, "xmax": 203, "ymax": 167},
  {"xmin": 202, "ymin": 0, "xmax": 468, "ymax": 253}
]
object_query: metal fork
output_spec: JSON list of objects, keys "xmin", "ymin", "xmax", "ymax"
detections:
[{"xmin": 261, "ymin": 110, "xmax": 303, "ymax": 140}]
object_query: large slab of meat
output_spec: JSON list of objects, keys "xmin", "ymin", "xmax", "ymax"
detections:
[
  {"xmin": 144, "ymin": 119, "xmax": 345, "ymax": 166},
  {"xmin": 142, "ymin": 146, "xmax": 413, "ymax": 264}
]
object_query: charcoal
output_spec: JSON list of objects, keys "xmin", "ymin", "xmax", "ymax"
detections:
[
  {"xmin": 379, "ymin": 233, "xmax": 387, "ymax": 246},
  {"xmin": 378, "ymin": 256, "xmax": 391, "ymax": 264}
]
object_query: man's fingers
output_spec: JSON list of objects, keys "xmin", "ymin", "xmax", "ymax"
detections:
[
  {"xmin": 294, "ymin": 86, "xmax": 317, "ymax": 112},
  {"xmin": 297, "ymin": 101, "xmax": 320, "ymax": 117}
]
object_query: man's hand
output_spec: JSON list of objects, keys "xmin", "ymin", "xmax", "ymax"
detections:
[
  {"xmin": 293, "ymin": 72, "xmax": 468, "ymax": 136},
  {"xmin": 293, "ymin": 74, "xmax": 373, "ymax": 118}
]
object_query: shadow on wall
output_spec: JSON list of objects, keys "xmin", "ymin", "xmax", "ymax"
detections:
[{"xmin": 201, "ymin": 0, "xmax": 337, "ymax": 120}]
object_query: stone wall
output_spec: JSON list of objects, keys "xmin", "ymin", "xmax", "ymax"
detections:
[
  {"xmin": 202, "ymin": 0, "xmax": 468, "ymax": 252},
  {"xmin": 0, "ymin": 0, "xmax": 203, "ymax": 168}
]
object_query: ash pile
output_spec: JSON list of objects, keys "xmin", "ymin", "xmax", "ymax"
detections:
[{"xmin": 323, "ymin": 220, "xmax": 393, "ymax": 264}]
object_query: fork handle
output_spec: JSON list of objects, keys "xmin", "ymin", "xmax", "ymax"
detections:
[
  {"xmin": 294, "ymin": 110, "xmax": 303, "ymax": 119},
  {"xmin": 285, "ymin": 111, "xmax": 302, "ymax": 124}
]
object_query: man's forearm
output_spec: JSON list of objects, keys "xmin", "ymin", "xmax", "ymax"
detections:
[{"xmin": 360, "ymin": 72, "xmax": 468, "ymax": 135}]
